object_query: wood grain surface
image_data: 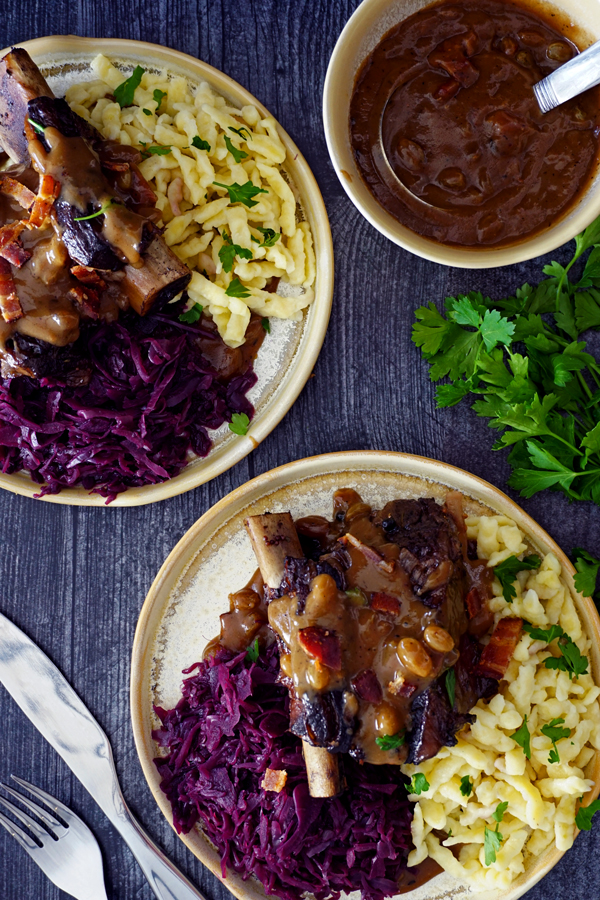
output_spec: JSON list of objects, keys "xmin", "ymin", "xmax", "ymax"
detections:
[{"xmin": 0, "ymin": 2, "xmax": 599, "ymax": 898}]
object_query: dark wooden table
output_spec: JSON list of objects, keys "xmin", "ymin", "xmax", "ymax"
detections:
[{"xmin": 1, "ymin": 1, "xmax": 599, "ymax": 897}]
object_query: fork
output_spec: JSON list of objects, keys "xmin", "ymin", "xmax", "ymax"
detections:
[{"xmin": 0, "ymin": 776, "xmax": 108, "ymax": 900}]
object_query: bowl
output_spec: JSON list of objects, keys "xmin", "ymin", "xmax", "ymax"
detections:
[
  {"xmin": 0, "ymin": 36, "xmax": 334, "ymax": 506},
  {"xmin": 130, "ymin": 450, "xmax": 600, "ymax": 900},
  {"xmin": 323, "ymin": 0, "xmax": 600, "ymax": 268}
]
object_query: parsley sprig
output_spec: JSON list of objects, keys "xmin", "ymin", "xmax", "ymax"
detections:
[
  {"xmin": 484, "ymin": 802, "xmax": 508, "ymax": 865},
  {"xmin": 179, "ymin": 302, "xmax": 203, "ymax": 324},
  {"xmin": 522, "ymin": 621, "xmax": 589, "ymax": 680},
  {"xmin": 541, "ymin": 717, "xmax": 571, "ymax": 764},
  {"xmin": 114, "ymin": 65, "xmax": 145, "ymax": 108},
  {"xmin": 460, "ymin": 775, "xmax": 473, "ymax": 797},
  {"xmin": 572, "ymin": 548, "xmax": 600, "ymax": 601},
  {"xmin": 213, "ymin": 180, "xmax": 267, "ymax": 208},
  {"xmin": 375, "ymin": 731, "xmax": 406, "ymax": 751},
  {"xmin": 412, "ymin": 218, "xmax": 600, "ymax": 507},
  {"xmin": 229, "ymin": 413, "xmax": 250, "ymax": 436},
  {"xmin": 219, "ymin": 232, "xmax": 253, "ymax": 273},
  {"xmin": 494, "ymin": 554, "xmax": 541, "ymax": 603},
  {"xmin": 408, "ymin": 773, "xmax": 430, "ymax": 795},
  {"xmin": 576, "ymin": 797, "xmax": 600, "ymax": 830}
]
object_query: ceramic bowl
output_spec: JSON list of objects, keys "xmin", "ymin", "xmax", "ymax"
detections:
[
  {"xmin": 0, "ymin": 36, "xmax": 334, "ymax": 506},
  {"xmin": 130, "ymin": 450, "xmax": 600, "ymax": 900},
  {"xmin": 323, "ymin": 0, "xmax": 600, "ymax": 268}
]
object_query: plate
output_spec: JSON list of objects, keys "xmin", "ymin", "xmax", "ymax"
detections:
[
  {"xmin": 130, "ymin": 450, "xmax": 600, "ymax": 900},
  {"xmin": 0, "ymin": 36, "xmax": 333, "ymax": 506}
]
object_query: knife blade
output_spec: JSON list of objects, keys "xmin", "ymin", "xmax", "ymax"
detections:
[{"xmin": 0, "ymin": 612, "xmax": 205, "ymax": 900}]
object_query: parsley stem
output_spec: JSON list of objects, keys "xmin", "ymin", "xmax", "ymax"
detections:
[{"xmin": 577, "ymin": 370, "xmax": 594, "ymax": 402}]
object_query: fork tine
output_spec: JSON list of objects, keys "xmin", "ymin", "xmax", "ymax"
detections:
[
  {"xmin": 11, "ymin": 776, "xmax": 74, "ymax": 826},
  {"xmin": 0, "ymin": 793, "xmax": 49, "ymax": 844},
  {"xmin": 1, "ymin": 781, "xmax": 65, "ymax": 833},
  {"xmin": 0, "ymin": 807, "xmax": 39, "ymax": 851}
]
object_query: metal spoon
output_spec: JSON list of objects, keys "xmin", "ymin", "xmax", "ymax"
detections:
[{"xmin": 535, "ymin": 38, "xmax": 600, "ymax": 113}]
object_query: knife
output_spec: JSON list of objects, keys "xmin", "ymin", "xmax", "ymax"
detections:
[{"xmin": 0, "ymin": 612, "xmax": 205, "ymax": 900}]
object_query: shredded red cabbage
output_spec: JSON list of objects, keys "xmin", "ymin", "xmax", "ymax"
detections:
[
  {"xmin": 0, "ymin": 305, "xmax": 256, "ymax": 503},
  {"xmin": 153, "ymin": 644, "xmax": 413, "ymax": 900}
]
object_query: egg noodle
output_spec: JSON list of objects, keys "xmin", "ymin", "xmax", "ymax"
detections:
[
  {"xmin": 66, "ymin": 55, "xmax": 315, "ymax": 348},
  {"xmin": 402, "ymin": 514, "xmax": 600, "ymax": 890}
]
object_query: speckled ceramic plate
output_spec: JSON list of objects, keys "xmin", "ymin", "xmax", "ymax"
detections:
[
  {"xmin": 130, "ymin": 450, "xmax": 600, "ymax": 900},
  {"xmin": 0, "ymin": 36, "xmax": 334, "ymax": 506}
]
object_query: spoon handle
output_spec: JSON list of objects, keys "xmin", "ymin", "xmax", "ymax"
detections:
[{"xmin": 535, "ymin": 38, "xmax": 600, "ymax": 113}]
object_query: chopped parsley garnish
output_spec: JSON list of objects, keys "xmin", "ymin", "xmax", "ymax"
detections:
[
  {"xmin": 229, "ymin": 125, "xmax": 251, "ymax": 140},
  {"xmin": 460, "ymin": 775, "xmax": 473, "ymax": 797},
  {"xmin": 494, "ymin": 554, "xmax": 541, "ymax": 603},
  {"xmin": 229, "ymin": 413, "xmax": 250, "ymax": 436},
  {"xmin": 142, "ymin": 108, "xmax": 152, "ymax": 116},
  {"xmin": 511, "ymin": 714, "xmax": 531, "ymax": 759},
  {"xmin": 224, "ymin": 134, "xmax": 248, "ymax": 163},
  {"xmin": 153, "ymin": 88, "xmax": 167, "ymax": 110},
  {"xmin": 225, "ymin": 277, "xmax": 251, "ymax": 299},
  {"xmin": 178, "ymin": 303, "xmax": 203, "ymax": 324},
  {"xmin": 218, "ymin": 232, "xmax": 253, "ymax": 273},
  {"xmin": 114, "ymin": 65, "xmax": 145, "ymax": 107},
  {"xmin": 483, "ymin": 803, "xmax": 508, "ymax": 866},
  {"xmin": 192, "ymin": 135, "xmax": 211, "ymax": 152},
  {"xmin": 213, "ymin": 180, "xmax": 267, "ymax": 208},
  {"xmin": 256, "ymin": 226, "xmax": 280, "ymax": 247},
  {"xmin": 375, "ymin": 731, "xmax": 406, "ymax": 751},
  {"xmin": 27, "ymin": 117, "xmax": 45, "ymax": 134},
  {"xmin": 73, "ymin": 200, "xmax": 115, "ymax": 221},
  {"xmin": 262, "ymin": 317, "xmax": 271, "ymax": 334},
  {"xmin": 408, "ymin": 773, "xmax": 430, "ymax": 795},
  {"xmin": 576, "ymin": 797, "xmax": 600, "ymax": 831},
  {"xmin": 571, "ymin": 547, "xmax": 600, "ymax": 599},
  {"xmin": 541, "ymin": 717, "xmax": 571, "ymax": 764},
  {"xmin": 445, "ymin": 666, "xmax": 456, "ymax": 708},
  {"xmin": 140, "ymin": 143, "xmax": 172, "ymax": 158},
  {"xmin": 484, "ymin": 824, "xmax": 504, "ymax": 866},
  {"xmin": 522, "ymin": 621, "xmax": 589, "ymax": 680},
  {"xmin": 246, "ymin": 637, "xmax": 260, "ymax": 662}
]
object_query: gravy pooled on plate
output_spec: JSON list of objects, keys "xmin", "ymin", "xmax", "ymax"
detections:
[{"xmin": 350, "ymin": 0, "xmax": 600, "ymax": 247}]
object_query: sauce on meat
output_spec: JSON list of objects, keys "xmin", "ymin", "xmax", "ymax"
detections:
[{"xmin": 349, "ymin": 0, "xmax": 600, "ymax": 247}]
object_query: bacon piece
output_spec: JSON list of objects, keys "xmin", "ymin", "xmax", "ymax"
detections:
[
  {"xmin": 68, "ymin": 284, "xmax": 100, "ymax": 320},
  {"xmin": 388, "ymin": 672, "xmax": 417, "ymax": 698},
  {"xmin": 0, "ymin": 175, "xmax": 36, "ymax": 210},
  {"xmin": 70, "ymin": 265, "xmax": 108, "ymax": 291},
  {"xmin": 261, "ymin": 768, "xmax": 287, "ymax": 793},
  {"xmin": 371, "ymin": 592, "xmax": 401, "ymax": 616},
  {"xmin": 0, "ymin": 222, "xmax": 30, "ymax": 268},
  {"xmin": 465, "ymin": 587, "xmax": 495, "ymax": 639},
  {"xmin": 298, "ymin": 626, "xmax": 342, "ymax": 670},
  {"xmin": 28, "ymin": 174, "xmax": 61, "ymax": 227},
  {"xmin": 351, "ymin": 668, "xmax": 382, "ymax": 703},
  {"xmin": 0, "ymin": 257, "xmax": 23, "ymax": 322},
  {"xmin": 340, "ymin": 533, "xmax": 395, "ymax": 574},
  {"xmin": 477, "ymin": 617, "xmax": 523, "ymax": 680}
]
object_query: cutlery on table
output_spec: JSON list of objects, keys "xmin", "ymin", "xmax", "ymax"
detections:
[
  {"xmin": 535, "ymin": 37, "xmax": 600, "ymax": 112},
  {"xmin": 0, "ymin": 612, "xmax": 205, "ymax": 900},
  {"xmin": 0, "ymin": 776, "xmax": 108, "ymax": 900}
]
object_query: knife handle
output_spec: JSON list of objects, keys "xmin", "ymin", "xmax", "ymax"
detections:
[{"xmin": 111, "ymin": 802, "xmax": 207, "ymax": 900}]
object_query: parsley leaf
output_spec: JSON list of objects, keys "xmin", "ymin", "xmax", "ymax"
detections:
[
  {"xmin": 408, "ymin": 773, "xmax": 430, "ymax": 795},
  {"xmin": 545, "ymin": 637, "xmax": 589, "ymax": 680},
  {"xmin": 225, "ymin": 277, "xmax": 252, "ymax": 299},
  {"xmin": 460, "ymin": 775, "xmax": 473, "ymax": 797},
  {"xmin": 522, "ymin": 621, "xmax": 565, "ymax": 643},
  {"xmin": 27, "ymin": 117, "xmax": 45, "ymax": 134},
  {"xmin": 445, "ymin": 667, "xmax": 456, "ymax": 708},
  {"xmin": 114, "ymin": 65, "xmax": 145, "ymax": 108},
  {"xmin": 511, "ymin": 714, "xmax": 531, "ymax": 759},
  {"xmin": 493, "ymin": 801, "xmax": 509, "ymax": 823},
  {"xmin": 142, "ymin": 108, "xmax": 152, "ymax": 116},
  {"xmin": 375, "ymin": 731, "xmax": 406, "ymax": 751},
  {"xmin": 262, "ymin": 317, "xmax": 271, "ymax": 334},
  {"xmin": 256, "ymin": 226, "xmax": 280, "ymax": 247},
  {"xmin": 576, "ymin": 797, "xmax": 600, "ymax": 831},
  {"xmin": 224, "ymin": 134, "xmax": 248, "ymax": 163},
  {"xmin": 494, "ymin": 554, "xmax": 541, "ymax": 602},
  {"xmin": 218, "ymin": 232, "xmax": 253, "ymax": 273},
  {"xmin": 571, "ymin": 547, "xmax": 600, "ymax": 598},
  {"xmin": 140, "ymin": 144, "xmax": 172, "ymax": 158},
  {"xmin": 213, "ymin": 180, "xmax": 268, "ymax": 208},
  {"xmin": 541, "ymin": 717, "xmax": 571, "ymax": 763},
  {"xmin": 229, "ymin": 125, "xmax": 251, "ymax": 139},
  {"xmin": 484, "ymin": 824, "xmax": 504, "ymax": 866},
  {"xmin": 153, "ymin": 88, "xmax": 166, "ymax": 110},
  {"xmin": 192, "ymin": 135, "xmax": 211, "ymax": 151},
  {"xmin": 178, "ymin": 302, "xmax": 203, "ymax": 324},
  {"xmin": 246, "ymin": 637, "xmax": 260, "ymax": 662},
  {"xmin": 229, "ymin": 413, "xmax": 250, "ymax": 436}
]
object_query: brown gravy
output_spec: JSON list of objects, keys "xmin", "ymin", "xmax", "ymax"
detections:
[{"xmin": 349, "ymin": 0, "xmax": 600, "ymax": 247}]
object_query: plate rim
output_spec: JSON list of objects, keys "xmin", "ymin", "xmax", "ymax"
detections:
[
  {"xmin": 130, "ymin": 449, "xmax": 600, "ymax": 900},
  {"xmin": 0, "ymin": 35, "xmax": 334, "ymax": 506}
]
